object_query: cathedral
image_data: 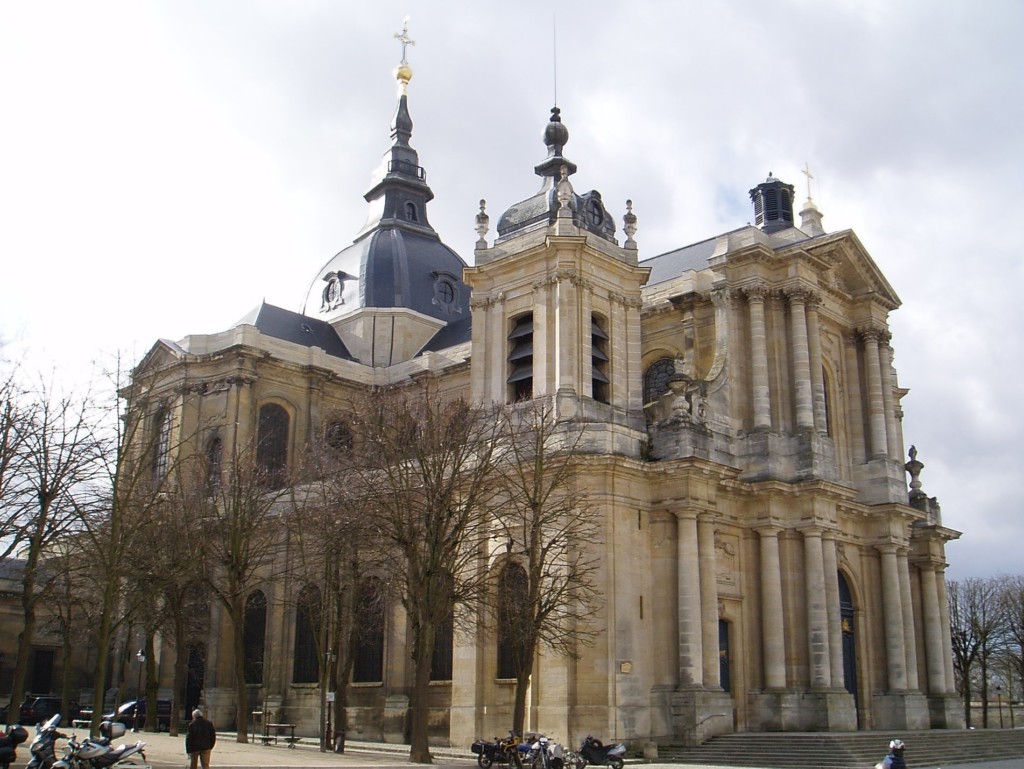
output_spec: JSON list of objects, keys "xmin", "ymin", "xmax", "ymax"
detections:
[{"xmin": 133, "ymin": 40, "xmax": 963, "ymax": 748}]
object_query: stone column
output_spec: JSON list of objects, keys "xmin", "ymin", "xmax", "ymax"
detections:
[
  {"xmin": 861, "ymin": 328, "xmax": 889, "ymax": 458},
  {"xmin": 879, "ymin": 336, "xmax": 900, "ymax": 461},
  {"xmin": 677, "ymin": 510, "xmax": 703, "ymax": 686},
  {"xmin": 803, "ymin": 528, "xmax": 831, "ymax": 688},
  {"xmin": 937, "ymin": 570, "xmax": 956, "ymax": 693},
  {"xmin": 532, "ymin": 284, "xmax": 549, "ymax": 397},
  {"xmin": 556, "ymin": 270, "xmax": 580, "ymax": 396},
  {"xmin": 746, "ymin": 285, "xmax": 772, "ymax": 430},
  {"xmin": 878, "ymin": 544, "xmax": 907, "ymax": 690},
  {"xmin": 822, "ymin": 533, "xmax": 845, "ymax": 689},
  {"xmin": 787, "ymin": 289, "xmax": 814, "ymax": 430},
  {"xmin": 758, "ymin": 527, "xmax": 786, "ymax": 689},
  {"xmin": 806, "ymin": 295, "xmax": 828, "ymax": 434},
  {"xmin": 920, "ymin": 562, "xmax": 947, "ymax": 694},
  {"xmin": 897, "ymin": 549, "xmax": 920, "ymax": 690},
  {"xmin": 624, "ymin": 298, "xmax": 645, "ymax": 412},
  {"xmin": 843, "ymin": 334, "xmax": 866, "ymax": 464},
  {"xmin": 698, "ymin": 514, "xmax": 720, "ymax": 688}
]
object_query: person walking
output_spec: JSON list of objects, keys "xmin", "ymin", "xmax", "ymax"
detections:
[{"xmin": 185, "ymin": 708, "xmax": 216, "ymax": 769}]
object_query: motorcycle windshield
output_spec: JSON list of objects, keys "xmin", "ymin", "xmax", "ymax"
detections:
[{"xmin": 41, "ymin": 714, "xmax": 61, "ymax": 731}]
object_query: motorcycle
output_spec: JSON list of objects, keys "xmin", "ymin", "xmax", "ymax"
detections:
[
  {"xmin": 53, "ymin": 721, "xmax": 147, "ymax": 769},
  {"xmin": 27, "ymin": 714, "xmax": 67, "ymax": 769},
  {"xmin": 472, "ymin": 732, "xmax": 530, "ymax": 769},
  {"xmin": 0, "ymin": 723, "xmax": 29, "ymax": 769},
  {"xmin": 569, "ymin": 735, "xmax": 625, "ymax": 769},
  {"xmin": 527, "ymin": 733, "xmax": 565, "ymax": 769}
]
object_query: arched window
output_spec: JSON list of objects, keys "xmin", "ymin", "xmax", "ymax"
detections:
[
  {"xmin": 352, "ymin": 577, "xmax": 385, "ymax": 683},
  {"xmin": 152, "ymin": 407, "xmax": 172, "ymax": 482},
  {"xmin": 497, "ymin": 563, "xmax": 529, "ymax": 679},
  {"xmin": 243, "ymin": 591, "xmax": 267, "ymax": 684},
  {"xmin": 293, "ymin": 585, "xmax": 321, "ymax": 684},
  {"xmin": 405, "ymin": 201, "xmax": 419, "ymax": 221},
  {"xmin": 643, "ymin": 358, "xmax": 676, "ymax": 405},
  {"xmin": 431, "ymin": 608, "xmax": 454, "ymax": 682},
  {"xmin": 205, "ymin": 435, "xmax": 223, "ymax": 491},
  {"xmin": 256, "ymin": 404, "xmax": 289, "ymax": 489}
]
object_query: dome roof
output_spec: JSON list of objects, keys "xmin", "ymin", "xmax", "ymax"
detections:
[
  {"xmin": 496, "ymin": 107, "xmax": 616, "ymax": 244},
  {"xmin": 301, "ymin": 59, "xmax": 469, "ymax": 324},
  {"xmin": 303, "ymin": 227, "xmax": 468, "ymax": 321}
]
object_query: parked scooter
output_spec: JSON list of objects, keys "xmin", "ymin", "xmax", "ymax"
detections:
[
  {"xmin": 573, "ymin": 735, "xmax": 625, "ymax": 769},
  {"xmin": 27, "ymin": 714, "xmax": 67, "ymax": 769},
  {"xmin": 53, "ymin": 721, "xmax": 147, "ymax": 769},
  {"xmin": 0, "ymin": 723, "xmax": 29, "ymax": 769}
]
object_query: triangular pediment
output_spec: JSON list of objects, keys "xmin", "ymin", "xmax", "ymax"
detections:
[
  {"xmin": 134, "ymin": 338, "xmax": 186, "ymax": 376},
  {"xmin": 801, "ymin": 229, "xmax": 901, "ymax": 310}
]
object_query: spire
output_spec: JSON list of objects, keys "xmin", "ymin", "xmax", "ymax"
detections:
[
  {"xmin": 799, "ymin": 163, "xmax": 826, "ymax": 236},
  {"xmin": 357, "ymin": 18, "xmax": 436, "ymax": 238}
]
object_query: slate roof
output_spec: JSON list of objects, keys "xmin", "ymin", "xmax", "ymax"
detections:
[{"xmin": 235, "ymin": 302, "xmax": 353, "ymax": 360}]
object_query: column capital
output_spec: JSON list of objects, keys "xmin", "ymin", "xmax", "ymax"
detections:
[
  {"xmin": 784, "ymin": 285, "xmax": 818, "ymax": 305},
  {"xmin": 742, "ymin": 281, "xmax": 770, "ymax": 301},
  {"xmin": 857, "ymin": 323, "xmax": 890, "ymax": 344}
]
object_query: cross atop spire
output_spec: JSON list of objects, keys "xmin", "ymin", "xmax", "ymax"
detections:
[
  {"xmin": 802, "ymin": 162, "xmax": 815, "ymax": 200},
  {"xmin": 393, "ymin": 16, "xmax": 415, "ymax": 64}
]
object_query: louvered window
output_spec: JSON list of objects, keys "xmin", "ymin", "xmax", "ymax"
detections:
[
  {"xmin": 507, "ymin": 314, "xmax": 534, "ymax": 402},
  {"xmin": 592, "ymin": 315, "xmax": 610, "ymax": 404}
]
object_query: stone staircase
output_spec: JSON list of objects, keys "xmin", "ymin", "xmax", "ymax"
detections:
[{"xmin": 656, "ymin": 730, "xmax": 1024, "ymax": 769}]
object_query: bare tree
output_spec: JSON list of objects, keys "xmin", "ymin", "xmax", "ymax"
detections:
[
  {"xmin": 6, "ymin": 378, "xmax": 100, "ymax": 723},
  {"xmin": 128, "ymin": 461, "xmax": 209, "ymax": 736},
  {"xmin": 196, "ymin": 446, "xmax": 288, "ymax": 743},
  {"xmin": 73, "ymin": 360, "xmax": 187, "ymax": 734},
  {"xmin": 949, "ymin": 577, "xmax": 1005, "ymax": 728},
  {"xmin": 997, "ymin": 575, "xmax": 1024, "ymax": 723},
  {"xmin": 491, "ymin": 399, "xmax": 603, "ymax": 736},
  {"xmin": 346, "ymin": 385, "xmax": 503, "ymax": 763},
  {"xmin": 287, "ymin": 435, "xmax": 389, "ymax": 752},
  {"xmin": 0, "ymin": 366, "xmax": 29, "ymax": 552}
]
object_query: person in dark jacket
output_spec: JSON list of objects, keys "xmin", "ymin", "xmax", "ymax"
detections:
[
  {"xmin": 876, "ymin": 738, "xmax": 906, "ymax": 769},
  {"xmin": 185, "ymin": 708, "xmax": 216, "ymax": 769}
]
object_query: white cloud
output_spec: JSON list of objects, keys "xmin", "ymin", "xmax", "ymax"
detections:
[{"xmin": 1, "ymin": 0, "xmax": 1020, "ymax": 581}]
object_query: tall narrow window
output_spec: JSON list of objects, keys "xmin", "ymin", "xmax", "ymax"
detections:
[
  {"xmin": 152, "ymin": 407, "xmax": 172, "ymax": 482},
  {"xmin": 507, "ymin": 314, "xmax": 534, "ymax": 402},
  {"xmin": 243, "ymin": 591, "xmax": 267, "ymax": 684},
  {"xmin": 293, "ymin": 585, "xmax": 321, "ymax": 684},
  {"xmin": 592, "ymin": 314, "xmax": 610, "ymax": 404},
  {"xmin": 256, "ymin": 404, "xmax": 289, "ymax": 489},
  {"xmin": 205, "ymin": 435, "xmax": 223, "ymax": 491},
  {"xmin": 352, "ymin": 577, "xmax": 385, "ymax": 683},
  {"xmin": 497, "ymin": 563, "xmax": 529, "ymax": 679},
  {"xmin": 431, "ymin": 608, "xmax": 454, "ymax": 682}
]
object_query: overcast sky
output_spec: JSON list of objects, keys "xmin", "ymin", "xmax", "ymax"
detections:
[{"xmin": 1, "ymin": 1, "xmax": 1020, "ymax": 582}]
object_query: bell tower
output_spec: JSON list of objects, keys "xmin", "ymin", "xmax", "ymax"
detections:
[{"xmin": 465, "ymin": 108, "xmax": 650, "ymax": 453}]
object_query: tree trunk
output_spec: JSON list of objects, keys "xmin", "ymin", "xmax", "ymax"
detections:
[
  {"xmin": 171, "ymin": 610, "xmax": 187, "ymax": 737},
  {"xmin": 231, "ymin": 595, "xmax": 249, "ymax": 742},
  {"xmin": 408, "ymin": 622, "xmax": 436, "ymax": 764}
]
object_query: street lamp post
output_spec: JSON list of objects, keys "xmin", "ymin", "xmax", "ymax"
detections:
[
  {"xmin": 133, "ymin": 648, "xmax": 146, "ymax": 732},
  {"xmin": 996, "ymin": 685, "xmax": 1004, "ymax": 729}
]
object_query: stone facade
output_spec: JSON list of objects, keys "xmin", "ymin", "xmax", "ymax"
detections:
[{"xmin": 132, "ymin": 58, "xmax": 963, "ymax": 747}]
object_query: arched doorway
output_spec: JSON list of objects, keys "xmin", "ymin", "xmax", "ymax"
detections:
[{"xmin": 837, "ymin": 572, "xmax": 858, "ymax": 714}]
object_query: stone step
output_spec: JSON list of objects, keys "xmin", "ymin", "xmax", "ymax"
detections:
[{"xmin": 657, "ymin": 730, "xmax": 1024, "ymax": 769}]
